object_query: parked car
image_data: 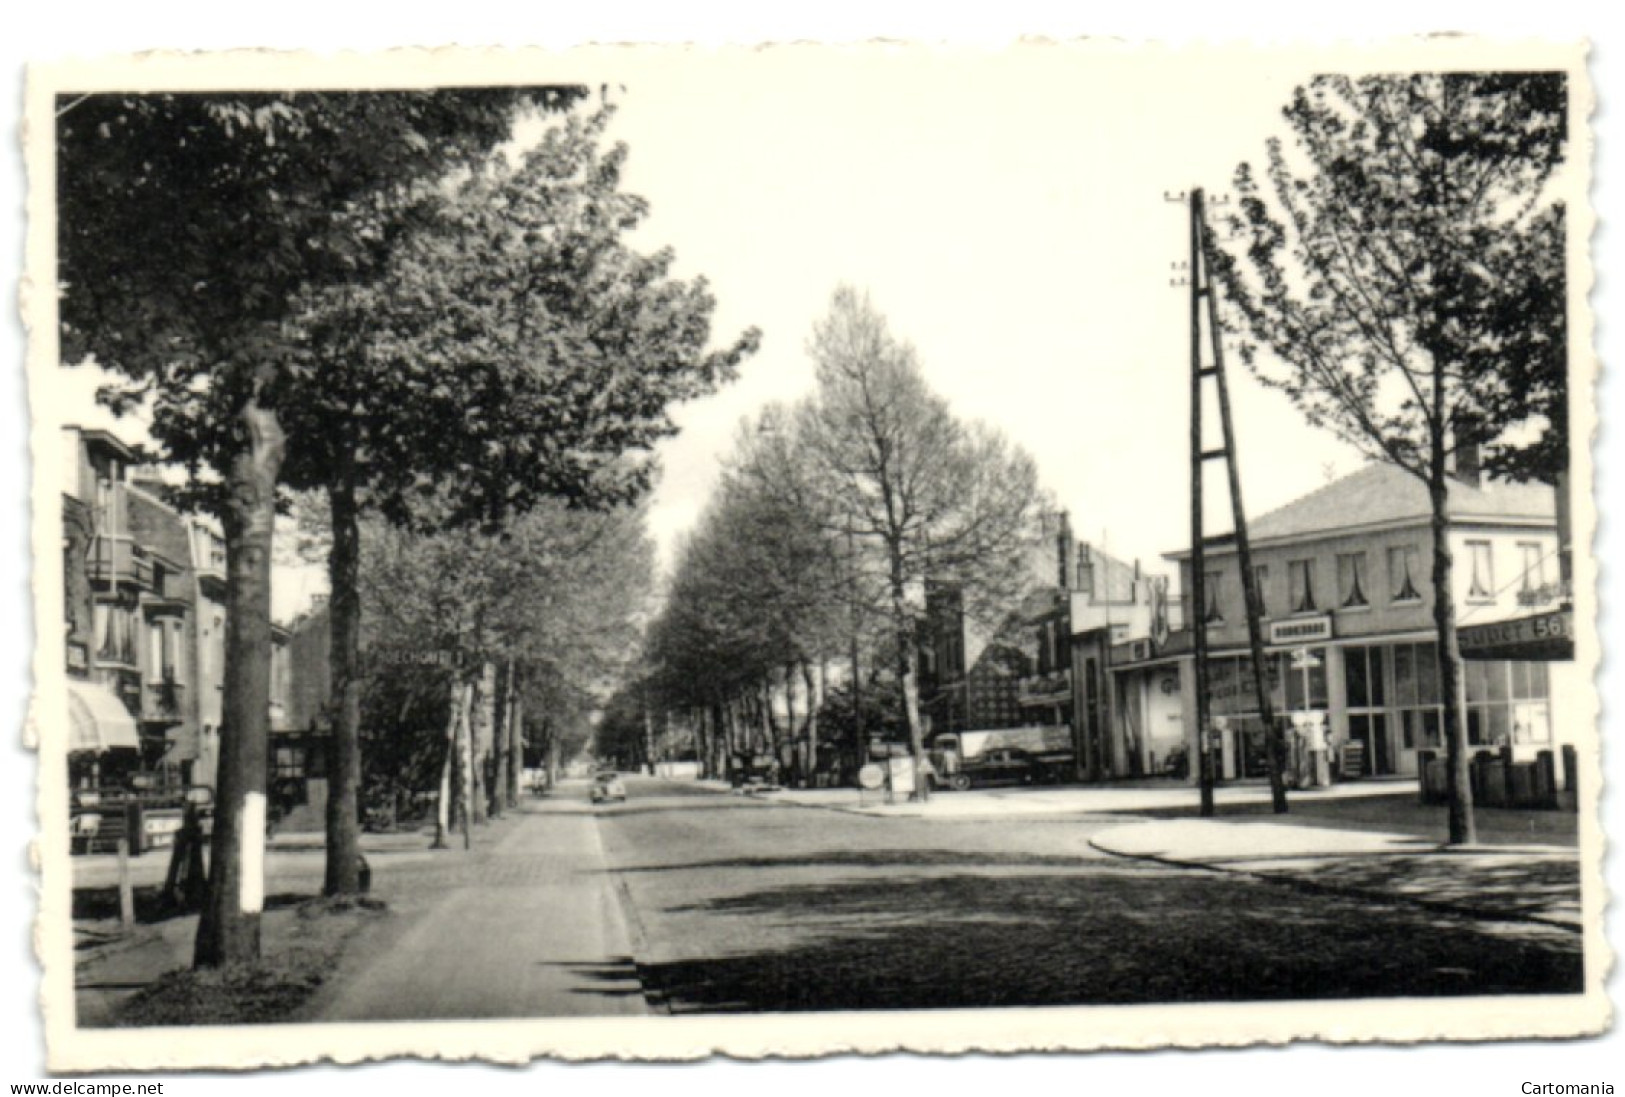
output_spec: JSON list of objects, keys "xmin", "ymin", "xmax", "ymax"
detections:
[
  {"xmin": 590, "ymin": 771, "xmax": 627, "ymax": 804},
  {"xmin": 962, "ymin": 747, "xmax": 1041, "ymax": 789}
]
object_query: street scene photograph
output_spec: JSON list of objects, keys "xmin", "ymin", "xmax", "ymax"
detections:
[{"xmin": 25, "ymin": 38, "xmax": 1604, "ymax": 1068}]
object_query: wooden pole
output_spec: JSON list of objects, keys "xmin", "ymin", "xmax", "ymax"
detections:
[
  {"xmin": 1189, "ymin": 190, "xmax": 1215, "ymax": 817},
  {"xmin": 1197, "ymin": 199, "xmax": 1290, "ymax": 814}
]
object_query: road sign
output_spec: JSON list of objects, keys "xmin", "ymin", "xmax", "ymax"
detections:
[
  {"xmin": 1289, "ymin": 647, "xmax": 1322, "ymax": 670},
  {"xmin": 857, "ymin": 764, "xmax": 884, "ymax": 791}
]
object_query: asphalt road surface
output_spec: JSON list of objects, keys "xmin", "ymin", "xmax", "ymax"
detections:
[{"xmin": 312, "ymin": 775, "xmax": 1582, "ymax": 1020}]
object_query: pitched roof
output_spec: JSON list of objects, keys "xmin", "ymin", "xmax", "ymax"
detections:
[
  {"xmin": 1170, "ymin": 463, "xmax": 1556, "ymax": 558},
  {"xmin": 1247, "ymin": 463, "xmax": 1555, "ymax": 544}
]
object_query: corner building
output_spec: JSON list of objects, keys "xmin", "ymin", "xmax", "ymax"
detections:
[{"xmin": 1110, "ymin": 461, "xmax": 1573, "ymax": 782}]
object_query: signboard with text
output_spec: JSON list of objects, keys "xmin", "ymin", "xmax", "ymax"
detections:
[
  {"xmin": 1458, "ymin": 610, "xmax": 1573, "ymax": 662},
  {"xmin": 1269, "ymin": 615, "xmax": 1333, "ymax": 645}
]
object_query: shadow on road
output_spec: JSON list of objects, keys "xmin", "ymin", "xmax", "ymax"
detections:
[
  {"xmin": 635, "ymin": 869, "xmax": 1583, "ymax": 1013},
  {"xmin": 612, "ymin": 849, "xmax": 1102, "ymax": 874}
]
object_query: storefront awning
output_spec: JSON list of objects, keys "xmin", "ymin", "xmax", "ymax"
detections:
[
  {"xmin": 67, "ymin": 679, "xmax": 141, "ymax": 753},
  {"xmin": 1458, "ymin": 608, "xmax": 1574, "ymax": 662}
]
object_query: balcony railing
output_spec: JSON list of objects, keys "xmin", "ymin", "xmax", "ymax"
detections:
[
  {"xmin": 87, "ymin": 537, "xmax": 153, "ymax": 591},
  {"xmin": 141, "ymin": 678, "xmax": 185, "ymax": 723}
]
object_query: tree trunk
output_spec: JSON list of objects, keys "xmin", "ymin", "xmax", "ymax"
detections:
[
  {"xmin": 470, "ymin": 660, "xmax": 495, "ymax": 824},
  {"xmin": 194, "ymin": 396, "xmax": 285, "ymax": 969},
  {"xmin": 1429, "ymin": 472, "xmax": 1477, "ymax": 844},
  {"xmin": 432, "ymin": 682, "xmax": 458, "ymax": 849},
  {"xmin": 458, "ymin": 676, "xmax": 475, "ymax": 849},
  {"xmin": 782, "ymin": 662, "xmax": 801, "ymax": 784},
  {"xmin": 889, "ymin": 574, "xmax": 929, "ymax": 802},
  {"xmin": 505, "ymin": 664, "xmax": 522, "ymax": 807},
  {"xmin": 801, "ymin": 658, "xmax": 822, "ymax": 786},
  {"xmin": 322, "ymin": 468, "xmax": 364, "ymax": 895},
  {"xmin": 491, "ymin": 661, "xmax": 510, "ymax": 818}
]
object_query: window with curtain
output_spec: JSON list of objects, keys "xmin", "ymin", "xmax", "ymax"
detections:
[
  {"xmin": 1203, "ymin": 571, "xmax": 1223, "ymax": 622},
  {"xmin": 1251, "ymin": 564, "xmax": 1268, "ymax": 616},
  {"xmin": 1387, "ymin": 544, "xmax": 1422, "ymax": 602},
  {"xmin": 1337, "ymin": 552, "xmax": 1369, "ymax": 608},
  {"xmin": 1466, "ymin": 540, "xmax": 1494, "ymax": 600},
  {"xmin": 1288, "ymin": 559, "xmax": 1316, "ymax": 613}
]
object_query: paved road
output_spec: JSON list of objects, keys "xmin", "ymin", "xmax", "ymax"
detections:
[
  {"xmin": 315, "ymin": 788, "xmax": 647, "ymax": 1021},
  {"xmin": 301, "ymin": 775, "xmax": 1581, "ymax": 1019},
  {"xmin": 596, "ymin": 777, "xmax": 1583, "ymax": 1012}
]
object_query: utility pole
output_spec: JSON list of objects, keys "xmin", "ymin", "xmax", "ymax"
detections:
[
  {"xmin": 1179, "ymin": 187, "xmax": 1289, "ymax": 816},
  {"xmin": 1182, "ymin": 189, "xmax": 1216, "ymax": 818}
]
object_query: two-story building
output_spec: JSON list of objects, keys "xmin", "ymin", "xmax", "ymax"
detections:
[{"xmin": 1109, "ymin": 459, "xmax": 1568, "ymax": 783}]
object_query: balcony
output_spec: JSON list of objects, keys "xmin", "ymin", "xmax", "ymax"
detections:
[
  {"xmin": 141, "ymin": 678, "xmax": 186, "ymax": 724},
  {"xmin": 87, "ymin": 537, "xmax": 153, "ymax": 592}
]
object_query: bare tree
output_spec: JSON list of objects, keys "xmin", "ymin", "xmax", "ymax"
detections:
[{"xmin": 791, "ymin": 286, "xmax": 1046, "ymax": 798}]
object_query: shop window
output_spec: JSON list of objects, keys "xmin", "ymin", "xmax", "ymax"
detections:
[
  {"xmin": 1288, "ymin": 559, "xmax": 1317, "ymax": 614},
  {"xmin": 1337, "ymin": 552, "xmax": 1370, "ymax": 609},
  {"xmin": 1387, "ymin": 544, "xmax": 1422, "ymax": 603},
  {"xmin": 1466, "ymin": 540, "xmax": 1494, "ymax": 601}
]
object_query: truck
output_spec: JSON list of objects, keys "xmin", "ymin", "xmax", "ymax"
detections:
[{"xmin": 928, "ymin": 726, "xmax": 1075, "ymax": 790}]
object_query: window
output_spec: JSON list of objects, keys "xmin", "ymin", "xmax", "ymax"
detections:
[
  {"xmin": 1250, "ymin": 564, "xmax": 1269, "ymax": 616},
  {"xmin": 1466, "ymin": 660, "xmax": 1551, "ymax": 746},
  {"xmin": 1288, "ymin": 559, "xmax": 1317, "ymax": 614},
  {"xmin": 1337, "ymin": 552, "xmax": 1369, "ymax": 609},
  {"xmin": 1518, "ymin": 542, "xmax": 1547, "ymax": 595},
  {"xmin": 1203, "ymin": 571, "xmax": 1223, "ymax": 623},
  {"xmin": 94, "ymin": 602, "xmax": 137, "ymax": 666},
  {"xmin": 1388, "ymin": 544, "xmax": 1422, "ymax": 602},
  {"xmin": 1466, "ymin": 540, "xmax": 1494, "ymax": 600},
  {"xmin": 149, "ymin": 621, "xmax": 165, "ymax": 681}
]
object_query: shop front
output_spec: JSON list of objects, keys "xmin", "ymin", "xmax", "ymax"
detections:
[{"xmin": 1110, "ymin": 630, "xmax": 1557, "ymax": 785}]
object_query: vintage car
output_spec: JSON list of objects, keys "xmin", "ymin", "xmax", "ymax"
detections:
[{"xmin": 590, "ymin": 771, "xmax": 628, "ymax": 803}]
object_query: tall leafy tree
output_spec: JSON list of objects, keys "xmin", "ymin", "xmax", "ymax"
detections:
[
  {"xmin": 1214, "ymin": 73, "xmax": 1568, "ymax": 844},
  {"xmin": 57, "ymin": 89, "xmax": 562, "ymax": 966},
  {"xmin": 283, "ymin": 102, "xmax": 757, "ymax": 893}
]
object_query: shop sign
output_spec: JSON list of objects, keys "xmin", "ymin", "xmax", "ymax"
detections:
[
  {"xmin": 1270, "ymin": 615, "xmax": 1332, "ymax": 645},
  {"xmin": 1458, "ymin": 609, "xmax": 1573, "ymax": 661}
]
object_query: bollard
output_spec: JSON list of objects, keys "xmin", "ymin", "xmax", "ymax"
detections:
[
  {"xmin": 116, "ymin": 836, "xmax": 135, "ymax": 931},
  {"xmin": 1536, "ymin": 750, "xmax": 1559, "ymax": 810}
]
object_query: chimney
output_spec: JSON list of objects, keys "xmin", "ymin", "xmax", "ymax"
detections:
[{"xmin": 1453, "ymin": 417, "xmax": 1483, "ymax": 489}]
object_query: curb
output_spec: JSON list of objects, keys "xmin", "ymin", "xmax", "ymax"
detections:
[{"xmin": 1087, "ymin": 829, "xmax": 1582, "ymax": 933}]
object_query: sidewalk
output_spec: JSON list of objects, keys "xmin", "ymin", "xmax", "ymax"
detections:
[
  {"xmin": 751, "ymin": 778, "xmax": 1414, "ymax": 819},
  {"xmin": 1089, "ymin": 817, "xmax": 1580, "ymax": 929}
]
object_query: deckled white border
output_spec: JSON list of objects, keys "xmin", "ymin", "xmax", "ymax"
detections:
[{"xmin": 20, "ymin": 38, "xmax": 1609, "ymax": 1073}]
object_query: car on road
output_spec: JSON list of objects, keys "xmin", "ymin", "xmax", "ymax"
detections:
[
  {"xmin": 590, "ymin": 772, "xmax": 627, "ymax": 804},
  {"xmin": 959, "ymin": 747, "xmax": 1044, "ymax": 789}
]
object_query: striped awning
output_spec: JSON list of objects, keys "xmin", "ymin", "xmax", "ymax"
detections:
[{"xmin": 67, "ymin": 679, "xmax": 141, "ymax": 753}]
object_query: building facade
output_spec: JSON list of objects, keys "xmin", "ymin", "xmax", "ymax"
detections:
[{"xmin": 1109, "ymin": 461, "xmax": 1571, "ymax": 783}]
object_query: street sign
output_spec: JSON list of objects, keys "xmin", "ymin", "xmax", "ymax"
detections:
[
  {"xmin": 857, "ymin": 764, "xmax": 884, "ymax": 791},
  {"xmin": 1289, "ymin": 646, "xmax": 1322, "ymax": 670}
]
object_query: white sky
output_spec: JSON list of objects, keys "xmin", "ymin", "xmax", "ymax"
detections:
[
  {"xmin": 606, "ymin": 46, "xmax": 1407, "ymax": 576},
  {"xmin": 56, "ymin": 41, "xmax": 1583, "ymax": 615}
]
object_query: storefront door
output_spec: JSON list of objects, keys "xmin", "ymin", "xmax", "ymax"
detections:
[
  {"xmin": 1344, "ymin": 645, "xmax": 1395, "ymax": 776},
  {"xmin": 1347, "ymin": 712, "xmax": 1391, "ymax": 776}
]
